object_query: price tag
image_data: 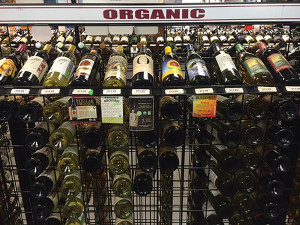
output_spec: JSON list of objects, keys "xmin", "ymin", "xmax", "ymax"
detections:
[
  {"xmin": 150, "ymin": 44, "xmax": 156, "ymax": 47},
  {"xmin": 165, "ymin": 89, "xmax": 185, "ymax": 95},
  {"xmin": 193, "ymin": 95, "xmax": 217, "ymax": 118},
  {"xmin": 257, "ymin": 86, "xmax": 277, "ymax": 93},
  {"xmin": 11, "ymin": 89, "xmax": 30, "ymax": 95},
  {"xmin": 103, "ymin": 89, "xmax": 121, "ymax": 95},
  {"xmin": 132, "ymin": 89, "xmax": 150, "ymax": 95},
  {"xmin": 195, "ymin": 88, "xmax": 214, "ymax": 94},
  {"xmin": 225, "ymin": 87, "xmax": 244, "ymax": 93},
  {"xmin": 41, "ymin": 89, "xmax": 60, "ymax": 95},
  {"xmin": 159, "ymin": 44, "xmax": 164, "ymax": 47},
  {"xmin": 285, "ymin": 86, "xmax": 300, "ymax": 92},
  {"xmin": 72, "ymin": 89, "xmax": 93, "ymax": 95}
]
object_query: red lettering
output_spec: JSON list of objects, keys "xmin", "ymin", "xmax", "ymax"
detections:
[
  {"xmin": 166, "ymin": 9, "xmax": 180, "ymax": 19},
  {"xmin": 191, "ymin": 9, "xmax": 205, "ymax": 19},
  {"xmin": 150, "ymin": 9, "xmax": 165, "ymax": 19},
  {"xmin": 120, "ymin": 9, "xmax": 133, "ymax": 19},
  {"xmin": 103, "ymin": 9, "xmax": 117, "ymax": 19},
  {"xmin": 136, "ymin": 9, "xmax": 149, "ymax": 19},
  {"xmin": 182, "ymin": 9, "xmax": 189, "ymax": 19}
]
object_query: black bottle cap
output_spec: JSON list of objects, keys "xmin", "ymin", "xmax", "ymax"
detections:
[
  {"xmin": 272, "ymin": 156, "xmax": 291, "ymax": 174},
  {"xmin": 159, "ymin": 150, "xmax": 179, "ymax": 172},
  {"xmin": 82, "ymin": 131, "xmax": 102, "ymax": 149},
  {"xmin": 133, "ymin": 173, "xmax": 153, "ymax": 196},
  {"xmin": 25, "ymin": 132, "xmax": 48, "ymax": 151},
  {"xmin": 165, "ymin": 127, "xmax": 185, "ymax": 147},
  {"xmin": 18, "ymin": 105, "xmax": 39, "ymax": 124},
  {"xmin": 25, "ymin": 158, "xmax": 44, "ymax": 176},
  {"xmin": 83, "ymin": 156, "xmax": 101, "ymax": 173},
  {"xmin": 222, "ymin": 130, "xmax": 241, "ymax": 148},
  {"xmin": 219, "ymin": 180, "xmax": 238, "ymax": 198},
  {"xmin": 273, "ymin": 128, "xmax": 294, "ymax": 149},
  {"xmin": 138, "ymin": 131, "xmax": 158, "ymax": 148}
]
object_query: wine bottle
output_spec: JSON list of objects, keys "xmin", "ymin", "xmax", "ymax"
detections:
[
  {"xmin": 255, "ymin": 144, "xmax": 291, "ymax": 175},
  {"xmin": 161, "ymin": 121, "xmax": 185, "ymax": 147},
  {"xmin": 112, "ymin": 170, "xmax": 132, "ymax": 198},
  {"xmin": 70, "ymin": 49, "xmax": 101, "ymax": 86},
  {"xmin": 25, "ymin": 147, "xmax": 56, "ymax": 176},
  {"xmin": 195, "ymin": 144, "xmax": 240, "ymax": 173},
  {"xmin": 159, "ymin": 144, "xmax": 179, "ymax": 172},
  {"xmin": 109, "ymin": 148, "xmax": 129, "ymax": 175},
  {"xmin": 17, "ymin": 96, "xmax": 49, "ymax": 124},
  {"xmin": 63, "ymin": 193, "xmax": 84, "ymax": 219},
  {"xmin": 14, "ymin": 44, "xmax": 52, "ymax": 86},
  {"xmin": 57, "ymin": 146, "xmax": 79, "ymax": 175},
  {"xmin": 107, "ymin": 123, "xmax": 129, "ymax": 150},
  {"xmin": 232, "ymin": 191, "xmax": 254, "ymax": 215},
  {"xmin": 116, "ymin": 216, "xmax": 133, "ymax": 225},
  {"xmin": 65, "ymin": 213, "xmax": 85, "ymax": 225},
  {"xmin": 206, "ymin": 120, "xmax": 241, "ymax": 148},
  {"xmin": 60, "ymin": 170, "xmax": 81, "ymax": 198},
  {"xmin": 239, "ymin": 121, "xmax": 264, "ymax": 146},
  {"xmin": 82, "ymin": 148, "xmax": 102, "ymax": 173},
  {"xmin": 43, "ymin": 96, "xmax": 69, "ymax": 124},
  {"xmin": 161, "ymin": 46, "xmax": 185, "ymax": 86},
  {"xmin": 133, "ymin": 165, "xmax": 153, "ymax": 196},
  {"xmin": 236, "ymin": 144, "xmax": 260, "ymax": 171},
  {"xmin": 216, "ymin": 95, "xmax": 244, "ymax": 121},
  {"xmin": 114, "ymin": 196, "xmax": 133, "ymax": 219},
  {"xmin": 132, "ymin": 45, "xmax": 154, "ymax": 86},
  {"xmin": 262, "ymin": 94, "xmax": 298, "ymax": 122},
  {"xmin": 211, "ymin": 43, "xmax": 242, "ymax": 85},
  {"xmin": 137, "ymin": 145, "xmax": 157, "ymax": 173},
  {"xmin": 99, "ymin": 42, "xmax": 112, "ymax": 64},
  {"xmin": 235, "ymin": 94, "xmax": 268, "ymax": 120},
  {"xmin": 185, "ymin": 44, "xmax": 211, "ymax": 85},
  {"xmin": 206, "ymin": 214, "xmax": 224, "ymax": 225},
  {"xmin": 234, "ymin": 169, "xmax": 257, "ymax": 193},
  {"xmin": 81, "ymin": 122, "xmax": 103, "ymax": 149},
  {"xmin": 32, "ymin": 192, "xmax": 59, "ymax": 222},
  {"xmin": 43, "ymin": 44, "xmax": 77, "ymax": 87},
  {"xmin": 25, "ymin": 122, "xmax": 55, "ymax": 151},
  {"xmin": 257, "ymin": 120, "xmax": 294, "ymax": 149},
  {"xmin": 138, "ymin": 130, "xmax": 158, "ymax": 148},
  {"xmin": 102, "ymin": 45, "xmax": 127, "ymax": 87},
  {"xmin": 0, "ymin": 44, "xmax": 27, "ymax": 85},
  {"xmin": 258, "ymin": 41, "xmax": 300, "ymax": 84},
  {"xmin": 77, "ymin": 42, "xmax": 90, "ymax": 55},
  {"xmin": 0, "ymin": 96, "xmax": 25, "ymax": 122},
  {"xmin": 256, "ymin": 195, "xmax": 280, "ymax": 220},
  {"xmin": 230, "ymin": 211, "xmax": 252, "ymax": 225},
  {"xmin": 160, "ymin": 96, "xmax": 182, "ymax": 121},
  {"xmin": 84, "ymin": 35, "xmax": 93, "ymax": 44},
  {"xmin": 49, "ymin": 122, "xmax": 75, "ymax": 151},
  {"xmin": 45, "ymin": 211, "xmax": 63, "ymax": 225},
  {"xmin": 235, "ymin": 43, "xmax": 274, "ymax": 84},
  {"xmin": 30, "ymin": 168, "xmax": 60, "ymax": 200}
]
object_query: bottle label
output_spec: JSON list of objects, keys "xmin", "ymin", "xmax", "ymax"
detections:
[
  {"xmin": 157, "ymin": 36, "xmax": 164, "ymax": 43},
  {"xmin": 133, "ymin": 54, "xmax": 154, "ymax": 78},
  {"xmin": 267, "ymin": 53, "xmax": 293, "ymax": 73},
  {"xmin": 167, "ymin": 37, "xmax": 173, "ymax": 42},
  {"xmin": 60, "ymin": 122, "xmax": 76, "ymax": 136},
  {"xmin": 256, "ymin": 35, "xmax": 264, "ymax": 42},
  {"xmin": 245, "ymin": 35, "xmax": 254, "ymax": 43},
  {"xmin": 242, "ymin": 57, "xmax": 270, "ymax": 78},
  {"xmin": 186, "ymin": 58, "xmax": 209, "ymax": 80},
  {"xmin": 0, "ymin": 58, "xmax": 17, "ymax": 78},
  {"xmin": 58, "ymin": 96, "xmax": 70, "ymax": 105},
  {"xmin": 31, "ymin": 96, "xmax": 50, "ymax": 106},
  {"xmin": 113, "ymin": 36, "xmax": 120, "ymax": 42},
  {"xmin": 215, "ymin": 52, "xmax": 237, "ymax": 72},
  {"xmin": 202, "ymin": 36, "xmax": 209, "ymax": 42},
  {"xmin": 121, "ymin": 36, "xmax": 128, "ymax": 43},
  {"xmin": 219, "ymin": 35, "xmax": 227, "ymax": 42},
  {"xmin": 264, "ymin": 35, "xmax": 272, "ymax": 41},
  {"xmin": 95, "ymin": 36, "xmax": 101, "ymax": 42},
  {"xmin": 174, "ymin": 36, "xmax": 181, "ymax": 42},
  {"xmin": 183, "ymin": 35, "xmax": 190, "ymax": 42},
  {"xmin": 66, "ymin": 36, "xmax": 73, "ymax": 43},
  {"xmin": 57, "ymin": 36, "xmax": 65, "ymax": 43},
  {"xmin": 210, "ymin": 36, "xmax": 219, "ymax": 42},
  {"xmin": 204, "ymin": 165, "xmax": 218, "ymax": 185},
  {"xmin": 20, "ymin": 56, "xmax": 48, "ymax": 81},
  {"xmin": 105, "ymin": 55, "xmax": 128, "ymax": 82},
  {"xmin": 86, "ymin": 36, "xmax": 93, "ymax": 42},
  {"xmin": 162, "ymin": 59, "xmax": 184, "ymax": 80},
  {"xmin": 75, "ymin": 59, "xmax": 94, "ymax": 77},
  {"xmin": 39, "ymin": 169, "xmax": 60, "ymax": 184},
  {"xmin": 62, "ymin": 146, "xmax": 78, "ymax": 156},
  {"xmin": 48, "ymin": 192, "xmax": 59, "ymax": 207},
  {"xmin": 48, "ymin": 56, "xmax": 75, "ymax": 80},
  {"xmin": 282, "ymin": 34, "xmax": 289, "ymax": 42}
]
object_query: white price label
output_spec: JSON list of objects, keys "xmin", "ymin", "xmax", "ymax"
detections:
[
  {"xmin": 258, "ymin": 86, "xmax": 277, "ymax": 93},
  {"xmin": 195, "ymin": 88, "xmax": 214, "ymax": 94},
  {"xmin": 41, "ymin": 89, "xmax": 60, "ymax": 95},
  {"xmin": 225, "ymin": 87, "xmax": 244, "ymax": 93},
  {"xmin": 11, "ymin": 89, "xmax": 30, "ymax": 95},
  {"xmin": 150, "ymin": 44, "xmax": 156, "ymax": 47},
  {"xmin": 72, "ymin": 89, "xmax": 92, "ymax": 95},
  {"xmin": 165, "ymin": 89, "xmax": 184, "ymax": 95},
  {"xmin": 285, "ymin": 86, "xmax": 300, "ymax": 92},
  {"xmin": 103, "ymin": 89, "xmax": 121, "ymax": 95},
  {"xmin": 132, "ymin": 89, "xmax": 150, "ymax": 95}
]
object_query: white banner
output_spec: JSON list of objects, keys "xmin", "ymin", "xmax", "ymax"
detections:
[{"xmin": 0, "ymin": 3, "xmax": 299, "ymax": 24}]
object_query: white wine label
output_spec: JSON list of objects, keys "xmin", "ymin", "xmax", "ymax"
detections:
[
  {"xmin": 219, "ymin": 35, "xmax": 227, "ymax": 42},
  {"xmin": 285, "ymin": 86, "xmax": 300, "ymax": 92},
  {"xmin": 86, "ymin": 36, "xmax": 93, "ymax": 42},
  {"xmin": 48, "ymin": 56, "xmax": 75, "ymax": 80},
  {"xmin": 167, "ymin": 36, "xmax": 173, "ymax": 42},
  {"xmin": 256, "ymin": 35, "xmax": 264, "ymax": 42},
  {"xmin": 157, "ymin": 36, "xmax": 164, "ymax": 43},
  {"xmin": 20, "ymin": 56, "xmax": 48, "ymax": 82},
  {"xmin": 195, "ymin": 88, "xmax": 214, "ymax": 94},
  {"xmin": 11, "ymin": 89, "xmax": 30, "ymax": 95},
  {"xmin": 48, "ymin": 192, "xmax": 60, "ymax": 207},
  {"xmin": 94, "ymin": 36, "xmax": 102, "ymax": 42},
  {"xmin": 245, "ymin": 35, "xmax": 254, "ymax": 43},
  {"xmin": 34, "ymin": 146, "xmax": 55, "ymax": 164},
  {"xmin": 101, "ymin": 96, "xmax": 123, "ymax": 124},
  {"xmin": 31, "ymin": 96, "xmax": 50, "ymax": 106},
  {"xmin": 72, "ymin": 89, "xmax": 92, "ymax": 95},
  {"xmin": 202, "ymin": 201, "xmax": 215, "ymax": 218},
  {"xmin": 132, "ymin": 89, "xmax": 150, "ymax": 95},
  {"xmin": 225, "ymin": 87, "xmax": 244, "ymax": 93},
  {"xmin": 103, "ymin": 89, "xmax": 121, "ymax": 95},
  {"xmin": 215, "ymin": 52, "xmax": 237, "ymax": 72},
  {"xmin": 257, "ymin": 86, "xmax": 277, "ymax": 93},
  {"xmin": 202, "ymin": 36, "xmax": 209, "ymax": 42},
  {"xmin": 39, "ymin": 168, "xmax": 60, "ymax": 184},
  {"xmin": 60, "ymin": 122, "xmax": 76, "ymax": 136},
  {"xmin": 133, "ymin": 54, "xmax": 154, "ymax": 78},
  {"xmin": 210, "ymin": 36, "xmax": 219, "ymax": 42},
  {"xmin": 75, "ymin": 59, "xmax": 94, "ymax": 78},
  {"xmin": 282, "ymin": 35, "xmax": 290, "ymax": 42},
  {"xmin": 57, "ymin": 36, "xmax": 65, "ymax": 43},
  {"xmin": 41, "ymin": 89, "xmax": 60, "ymax": 95},
  {"xmin": 174, "ymin": 36, "xmax": 182, "ymax": 42},
  {"xmin": 165, "ymin": 89, "xmax": 184, "ymax": 95},
  {"xmin": 121, "ymin": 36, "xmax": 128, "ymax": 43}
]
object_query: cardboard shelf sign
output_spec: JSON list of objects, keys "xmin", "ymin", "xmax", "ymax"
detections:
[
  {"xmin": 69, "ymin": 97, "xmax": 98, "ymax": 124},
  {"xmin": 193, "ymin": 95, "xmax": 217, "ymax": 118}
]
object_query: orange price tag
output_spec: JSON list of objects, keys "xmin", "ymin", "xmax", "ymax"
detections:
[{"xmin": 193, "ymin": 95, "xmax": 217, "ymax": 118}]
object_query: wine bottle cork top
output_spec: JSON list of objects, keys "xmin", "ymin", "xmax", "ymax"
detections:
[
  {"xmin": 90, "ymin": 49, "xmax": 97, "ymax": 53},
  {"xmin": 165, "ymin": 46, "xmax": 172, "ymax": 54},
  {"xmin": 137, "ymin": 42, "xmax": 142, "ymax": 49},
  {"xmin": 117, "ymin": 45, "xmax": 123, "ymax": 52}
]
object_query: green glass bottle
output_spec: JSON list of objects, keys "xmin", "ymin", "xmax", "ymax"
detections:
[
  {"xmin": 43, "ymin": 97, "xmax": 69, "ymax": 124},
  {"xmin": 112, "ymin": 170, "xmax": 132, "ymax": 198},
  {"xmin": 116, "ymin": 216, "xmax": 133, "ymax": 225},
  {"xmin": 159, "ymin": 144, "xmax": 179, "ymax": 172},
  {"xmin": 133, "ymin": 165, "xmax": 153, "ymax": 196},
  {"xmin": 232, "ymin": 191, "xmax": 254, "ymax": 215},
  {"xmin": 60, "ymin": 170, "xmax": 81, "ymax": 198},
  {"xmin": 114, "ymin": 196, "xmax": 133, "ymax": 219},
  {"xmin": 216, "ymin": 95, "xmax": 244, "ymax": 122},
  {"xmin": 49, "ymin": 122, "xmax": 75, "ymax": 151},
  {"xmin": 57, "ymin": 146, "xmax": 79, "ymax": 175},
  {"xmin": 109, "ymin": 148, "xmax": 129, "ymax": 175},
  {"xmin": 234, "ymin": 169, "xmax": 257, "ymax": 193},
  {"xmin": 137, "ymin": 145, "xmax": 157, "ymax": 173},
  {"xmin": 159, "ymin": 96, "xmax": 182, "ymax": 121},
  {"xmin": 107, "ymin": 123, "xmax": 129, "ymax": 150},
  {"xmin": 236, "ymin": 145, "xmax": 260, "ymax": 171},
  {"xmin": 238, "ymin": 121, "xmax": 264, "ymax": 146},
  {"xmin": 161, "ymin": 121, "xmax": 185, "ymax": 147},
  {"xmin": 63, "ymin": 193, "xmax": 84, "ymax": 219}
]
